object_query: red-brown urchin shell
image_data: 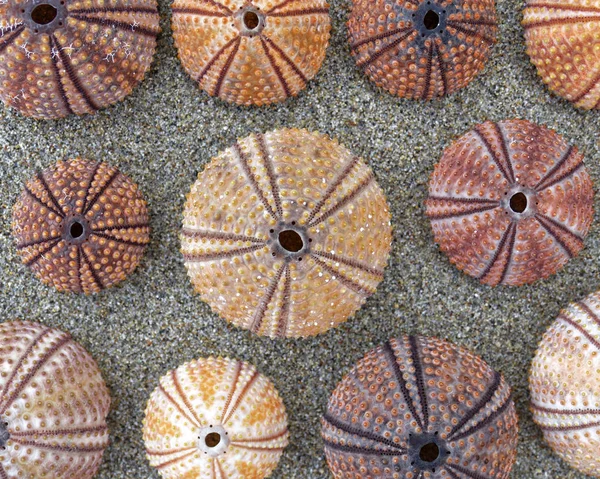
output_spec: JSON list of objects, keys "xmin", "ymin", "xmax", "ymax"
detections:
[
  {"xmin": 12, "ymin": 158, "xmax": 150, "ymax": 294},
  {"xmin": 180, "ymin": 128, "xmax": 392, "ymax": 338},
  {"xmin": 530, "ymin": 291, "xmax": 600, "ymax": 477},
  {"xmin": 523, "ymin": 0, "xmax": 600, "ymax": 110},
  {"xmin": 0, "ymin": 320, "xmax": 111, "ymax": 479},
  {"xmin": 143, "ymin": 356, "xmax": 289, "ymax": 479},
  {"xmin": 321, "ymin": 335, "xmax": 519, "ymax": 479},
  {"xmin": 347, "ymin": 0, "xmax": 497, "ymax": 99},
  {"xmin": 425, "ymin": 119, "xmax": 594, "ymax": 287},
  {"xmin": 0, "ymin": 0, "xmax": 160, "ymax": 119},
  {"xmin": 171, "ymin": 0, "xmax": 330, "ymax": 106}
]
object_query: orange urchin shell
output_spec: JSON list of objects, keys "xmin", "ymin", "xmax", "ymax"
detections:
[
  {"xmin": 12, "ymin": 158, "xmax": 150, "ymax": 293},
  {"xmin": 425, "ymin": 119, "xmax": 594, "ymax": 286},
  {"xmin": 322, "ymin": 335, "xmax": 519, "ymax": 478},
  {"xmin": 530, "ymin": 291, "xmax": 600, "ymax": 477},
  {"xmin": 171, "ymin": 0, "xmax": 330, "ymax": 105},
  {"xmin": 0, "ymin": 0, "xmax": 160, "ymax": 119},
  {"xmin": 143, "ymin": 356, "xmax": 289, "ymax": 479},
  {"xmin": 523, "ymin": 0, "xmax": 600, "ymax": 110},
  {"xmin": 181, "ymin": 128, "xmax": 392, "ymax": 338},
  {"xmin": 347, "ymin": 0, "xmax": 497, "ymax": 99},
  {"xmin": 0, "ymin": 320, "xmax": 111, "ymax": 479}
]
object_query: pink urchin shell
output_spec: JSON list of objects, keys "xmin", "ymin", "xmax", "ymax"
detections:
[{"xmin": 426, "ymin": 119, "xmax": 594, "ymax": 286}]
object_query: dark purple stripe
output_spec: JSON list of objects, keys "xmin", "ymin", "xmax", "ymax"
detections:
[{"xmin": 323, "ymin": 413, "xmax": 406, "ymax": 451}]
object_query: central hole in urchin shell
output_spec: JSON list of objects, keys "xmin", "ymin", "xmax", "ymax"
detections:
[
  {"xmin": 278, "ymin": 230, "xmax": 303, "ymax": 252},
  {"xmin": 243, "ymin": 11, "xmax": 260, "ymax": 29},
  {"xmin": 204, "ymin": 432, "xmax": 221, "ymax": 448},
  {"xmin": 423, "ymin": 10, "xmax": 440, "ymax": 29},
  {"xmin": 70, "ymin": 221, "xmax": 85, "ymax": 239},
  {"xmin": 31, "ymin": 4, "xmax": 58, "ymax": 24},
  {"xmin": 509, "ymin": 192, "xmax": 528, "ymax": 213},
  {"xmin": 419, "ymin": 442, "xmax": 440, "ymax": 462}
]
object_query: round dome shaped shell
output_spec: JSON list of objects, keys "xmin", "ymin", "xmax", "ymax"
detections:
[
  {"xmin": 0, "ymin": 0, "xmax": 160, "ymax": 119},
  {"xmin": 12, "ymin": 158, "xmax": 151, "ymax": 294},
  {"xmin": 322, "ymin": 335, "xmax": 518, "ymax": 479},
  {"xmin": 347, "ymin": 0, "xmax": 497, "ymax": 99},
  {"xmin": 180, "ymin": 129, "xmax": 392, "ymax": 338},
  {"xmin": 171, "ymin": 0, "xmax": 330, "ymax": 106},
  {"xmin": 523, "ymin": 0, "xmax": 600, "ymax": 110},
  {"xmin": 425, "ymin": 119, "xmax": 594, "ymax": 287},
  {"xmin": 530, "ymin": 291, "xmax": 600, "ymax": 477},
  {"xmin": 0, "ymin": 320, "xmax": 110, "ymax": 479},
  {"xmin": 143, "ymin": 356, "xmax": 289, "ymax": 479}
]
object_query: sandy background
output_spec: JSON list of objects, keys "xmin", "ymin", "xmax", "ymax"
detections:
[{"xmin": 0, "ymin": 0, "xmax": 599, "ymax": 477}]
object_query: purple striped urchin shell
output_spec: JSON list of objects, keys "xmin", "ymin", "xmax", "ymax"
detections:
[
  {"xmin": 530, "ymin": 291, "xmax": 600, "ymax": 477},
  {"xmin": 322, "ymin": 335, "xmax": 519, "ymax": 479},
  {"xmin": 425, "ymin": 119, "xmax": 594, "ymax": 286}
]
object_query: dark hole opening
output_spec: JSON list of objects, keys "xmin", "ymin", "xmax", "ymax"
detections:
[
  {"xmin": 205, "ymin": 432, "xmax": 221, "ymax": 448},
  {"xmin": 31, "ymin": 4, "xmax": 58, "ymax": 25},
  {"xmin": 423, "ymin": 10, "xmax": 440, "ymax": 30},
  {"xmin": 243, "ymin": 11, "xmax": 259, "ymax": 29},
  {"xmin": 278, "ymin": 230, "xmax": 303, "ymax": 252},
  {"xmin": 509, "ymin": 192, "xmax": 527, "ymax": 213},
  {"xmin": 419, "ymin": 442, "xmax": 440, "ymax": 462},
  {"xmin": 70, "ymin": 221, "xmax": 84, "ymax": 239}
]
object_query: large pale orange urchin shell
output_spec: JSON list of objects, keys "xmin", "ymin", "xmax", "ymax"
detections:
[
  {"xmin": 12, "ymin": 158, "xmax": 150, "ymax": 294},
  {"xmin": 530, "ymin": 291, "xmax": 600, "ymax": 477},
  {"xmin": 322, "ymin": 335, "xmax": 519, "ymax": 479},
  {"xmin": 180, "ymin": 128, "xmax": 392, "ymax": 338},
  {"xmin": 0, "ymin": 0, "xmax": 160, "ymax": 119},
  {"xmin": 523, "ymin": 0, "xmax": 600, "ymax": 110},
  {"xmin": 0, "ymin": 321, "xmax": 111, "ymax": 479},
  {"xmin": 425, "ymin": 119, "xmax": 594, "ymax": 287},
  {"xmin": 347, "ymin": 0, "xmax": 497, "ymax": 99},
  {"xmin": 143, "ymin": 356, "xmax": 289, "ymax": 479},
  {"xmin": 171, "ymin": 0, "xmax": 330, "ymax": 105}
]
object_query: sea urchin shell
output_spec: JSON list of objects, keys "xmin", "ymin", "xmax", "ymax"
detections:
[
  {"xmin": 181, "ymin": 128, "xmax": 392, "ymax": 338},
  {"xmin": 530, "ymin": 291, "xmax": 600, "ymax": 477},
  {"xmin": 0, "ymin": 0, "xmax": 160, "ymax": 119},
  {"xmin": 523, "ymin": 0, "xmax": 600, "ymax": 110},
  {"xmin": 143, "ymin": 356, "xmax": 289, "ymax": 479},
  {"xmin": 321, "ymin": 335, "xmax": 519, "ymax": 478},
  {"xmin": 171, "ymin": 0, "xmax": 330, "ymax": 105},
  {"xmin": 426, "ymin": 119, "xmax": 594, "ymax": 286},
  {"xmin": 12, "ymin": 158, "xmax": 150, "ymax": 293},
  {"xmin": 347, "ymin": 0, "xmax": 497, "ymax": 99},
  {"xmin": 0, "ymin": 320, "xmax": 110, "ymax": 479}
]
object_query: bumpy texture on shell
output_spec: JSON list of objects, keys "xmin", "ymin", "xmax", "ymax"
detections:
[
  {"xmin": 426, "ymin": 119, "xmax": 594, "ymax": 286},
  {"xmin": 12, "ymin": 158, "xmax": 150, "ymax": 294},
  {"xmin": 143, "ymin": 356, "xmax": 289, "ymax": 479},
  {"xmin": 523, "ymin": 0, "xmax": 600, "ymax": 110},
  {"xmin": 171, "ymin": 0, "xmax": 330, "ymax": 105},
  {"xmin": 347, "ymin": 0, "xmax": 497, "ymax": 99},
  {"xmin": 0, "ymin": 321, "xmax": 111, "ymax": 479},
  {"xmin": 0, "ymin": 0, "xmax": 160, "ymax": 119},
  {"xmin": 322, "ymin": 335, "xmax": 519, "ymax": 479},
  {"xmin": 180, "ymin": 128, "xmax": 392, "ymax": 338},
  {"xmin": 530, "ymin": 291, "xmax": 600, "ymax": 477}
]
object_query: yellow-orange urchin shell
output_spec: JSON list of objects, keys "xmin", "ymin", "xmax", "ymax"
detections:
[
  {"xmin": 12, "ymin": 158, "xmax": 151, "ymax": 294},
  {"xmin": 426, "ymin": 119, "xmax": 594, "ymax": 286},
  {"xmin": 143, "ymin": 356, "xmax": 289, "ymax": 479},
  {"xmin": 530, "ymin": 291, "xmax": 600, "ymax": 477},
  {"xmin": 322, "ymin": 335, "xmax": 519, "ymax": 478},
  {"xmin": 180, "ymin": 128, "xmax": 392, "ymax": 338},
  {"xmin": 0, "ymin": 320, "xmax": 111, "ymax": 479},
  {"xmin": 0, "ymin": 0, "xmax": 160, "ymax": 119},
  {"xmin": 523, "ymin": 0, "xmax": 600, "ymax": 110},
  {"xmin": 171, "ymin": 0, "xmax": 330, "ymax": 105},
  {"xmin": 347, "ymin": 0, "xmax": 497, "ymax": 99}
]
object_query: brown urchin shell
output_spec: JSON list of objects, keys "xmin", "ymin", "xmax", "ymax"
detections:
[
  {"xmin": 171, "ymin": 0, "xmax": 330, "ymax": 106},
  {"xmin": 181, "ymin": 128, "xmax": 392, "ymax": 338},
  {"xmin": 347, "ymin": 0, "xmax": 497, "ymax": 99},
  {"xmin": 425, "ymin": 119, "xmax": 594, "ymax": 286},
  {"xmin": 530, "ymin": 291, "xmax": 600, "ymax": 477},
  {"xmin": 523, "ymin": 0, "xmax": 600, "ymax": 110},
  {"xmin": 0, "ymin": 0, "xmax": 160, "ymax": 119},
  {"xmin": 0, "ymin": 320, "xmax": 110, "ymax": 479},
  {"xmin": 322, "ymin": 335, "xmax": 519, "ymax": 478},
  {"xmin": 12, "ymin": 158, "xmax": 150, "ymax": 293}
]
